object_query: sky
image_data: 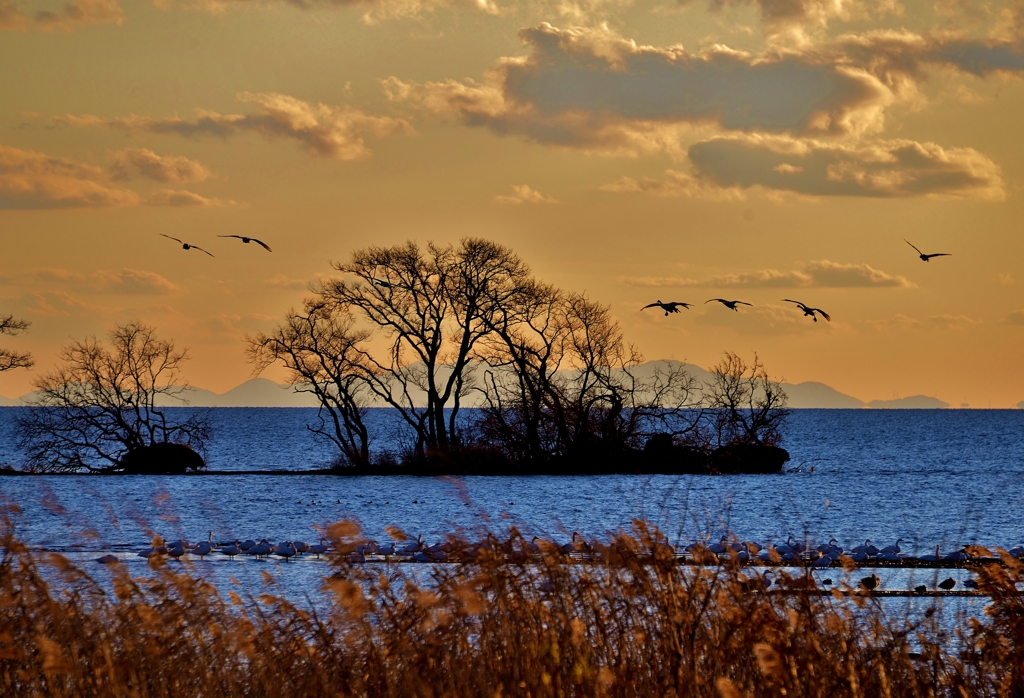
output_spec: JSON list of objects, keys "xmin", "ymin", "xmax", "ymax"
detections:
[{"xmin": 1, "ymin": 0, "xmax": 1023, "ymax": 406}]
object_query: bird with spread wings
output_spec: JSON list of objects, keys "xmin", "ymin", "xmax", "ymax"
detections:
[
  {"xmin": 905, "ymin": 239, "xmax": 950, "ymax": 262},
  {"xmin": 160, "ymin": 234, "xmax": 214, "ymax": 257},
  {"xmin": 641, "ymin": 300, "xmax": 692, "ymax": 316},
  {"xmin": 219, "ymin": 235, "xmax": 272, "ymax": 252},
  {"xmin": 706, "ymin": 299, "xmax": 752, "ymax": 311},
  {"xmin": 783, "ymin": 299, "xmax": 831, "ymax": 322}
]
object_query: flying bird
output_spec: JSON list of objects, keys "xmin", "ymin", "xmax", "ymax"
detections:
[
  {"xmin": 905, "ymin": 239, "xmax": 951, "ymax": 262},
  {"xmin": 371, "ymin": 278, "xmax": 393, "ymax": 288},
  {"xmin": 706, "ymin": 299, "xmax": 752, "ymax": 312},
  {"xmin": 160, "ymin": 234, "xmax": 213, "ymax": 257},
  {"xmin": 218, "ymin": 235, "xmax": 272, "ymax": 251},
  {"xmin": 641, "ymin": 300, "xmax": 692, "ymax": 316},
  {"xmin": 783, "ymin": 299, "xmax": 831, "ymax": 323}
]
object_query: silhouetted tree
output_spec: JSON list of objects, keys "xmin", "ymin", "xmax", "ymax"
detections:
[
  {"xmin": 247, "ymin": 299, "xmax": 372, "ymax": 467},
  {"xmin": 321, "ymin": 238, "xmax": 530, "ymax": 458},
  {"xmin": 477, "ymin": 285, "xmax": 701, "ymax": 466},
  {"xmin": 703, "ymin": 351, "xmax": 789, "ymax": 447},
  {"xmin": 17, "ymin": 321, "xmax": 210, "ymax": 473},
  {"xmin": 0, "ymin": 314, "xmax": 32, "ymax": 372}
]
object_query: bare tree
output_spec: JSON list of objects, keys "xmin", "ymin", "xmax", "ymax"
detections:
[
  {"xmin": 703, "ymin": 351, "xmax": 789, "ymax": 447},
  {"xmin": 321, "ymin": 238, "xmax": 530, "ymax": 457},
  {"xmin": 477, "ymin": 288, "xmax": 701, "ymax": 466},
  {"xmin": 17, "ymin": 321, "xmax": 210, "ymax": 473},
  {"xmin": 247, "ymin": 299, "xmax": 372, "ymax": 467},
  {"xmin": 0, "ymin": 314, "xmax": 33, "ymax": 372}
]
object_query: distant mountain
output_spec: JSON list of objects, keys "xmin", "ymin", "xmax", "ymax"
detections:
[
  {"xmin": 868, "ymin": 395, "xmax": 949, "ymax": 409},
  {"xmin": 782, "ymin": 381, "xmax": 864, "ymax": 409},
  {"xmin": 2, "ymin": 364, "xmax": 960, "ymax": 410}
]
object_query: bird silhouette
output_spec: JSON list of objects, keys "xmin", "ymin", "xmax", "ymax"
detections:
[
  {"xmin": 706, "ymin": 299, "xmax": 752, "ymax": 311},
  {"xmin": 905, "ymin": 239, "xmax": 951, "ymax": 262},
  {"xmin": 371, "ymin": 278, "xmax": 393, "ymax": 288},
  {"xmin": 783, "ymin": 299, "xmax": 831, "ymax": 323},
  {"xmin": 860, "ymin": 573, "xmax": 880, "ymax": 591},
  {"xmin": 218, "ymin": 235, "xmax": 272, "ymax": 251},
  {"xmin": 641, "ymin": 300, "xmax": 692, "ymax": 316},
  {"xmin": 160, "ymin": 234, "xmax": 213, "ymax": 257},
  {"xmin": 914, "ymin": 585, "xmax": 927, "ymax": 594},
  {"xmin": 938, "ymin": 577, "xmax": 957, "ymax": 591}
]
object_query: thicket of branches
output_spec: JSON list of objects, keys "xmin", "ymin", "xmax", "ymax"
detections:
[
  {"xmin": 17, "ymin": 322, "xmax": 210, "ymax": 473},
  {"xmin": 251, "ymin": 238, "xmax": 787, "ymax": 470},
  {"xmin": 0, "ymin": 314, "xmax": 32, "ymax": 373}
]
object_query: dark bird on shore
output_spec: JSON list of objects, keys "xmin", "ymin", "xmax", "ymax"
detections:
[
  {"xmin": 706, "ymin": 298, "xmax": 752, "ymax": 311},
  {"xmin": 964, "ymin": 578, "xmax": 979, "ymax": 589},
  {"xmin": 642, "ymin": 300, "xmax": 692, "ymax": 316},
  {"xmin": 218, "ymin": 235, "xmax": 272, "ymax": 251},
  {"xmin": 905, "ymin": 239, "xmax": 951, "ymax": 262},
  {"xmin": 783, "ymin": 299, "xmax": 831, "ymax": 323},
  {"xmin": 914, "ymin": 585, "xmax": 927, "ymax": 594},
  {"xmin": 938, "ymin": 577, "xmax": 957, "ymax": 591},
  {"xmin": 860, "ymin": 573, "xmax": 880, "ymax": 591},
  {"xmin": 160, "ymin": 234, "xmax": 213, "ymax": 257}
]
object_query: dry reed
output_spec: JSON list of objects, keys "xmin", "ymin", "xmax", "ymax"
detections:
[{"xmin": 2, "ymin": 508, "xmax": 1023, "ymax": 697}]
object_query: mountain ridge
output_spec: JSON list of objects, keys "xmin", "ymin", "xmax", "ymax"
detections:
[{"xmin": 0, "ymin": 361, "xmax": 890, "ymax": 408}]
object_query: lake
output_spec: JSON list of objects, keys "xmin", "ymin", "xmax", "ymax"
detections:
[{"xmin": 1, "ymin": 407, "xmax": 1022, "ymax": 559}]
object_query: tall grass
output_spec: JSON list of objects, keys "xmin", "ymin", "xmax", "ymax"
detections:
[{"xmin": 2, "ymin": 509, "xmax": 1023, "ymax": 697}]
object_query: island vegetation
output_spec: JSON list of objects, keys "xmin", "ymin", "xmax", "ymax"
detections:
[{"xmin": 7, "ymin": 238, "xmax": 789, "ymax": 475}]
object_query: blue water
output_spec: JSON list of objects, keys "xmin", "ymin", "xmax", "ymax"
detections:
[{"xmin": 1, "ymin": 407, "xmax": 1022, "ymax": 557}]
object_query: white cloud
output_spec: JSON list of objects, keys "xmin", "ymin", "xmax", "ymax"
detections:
[
  {"xmin": 494, "ymin": 184, "xmax": 561, "ymax": 204},
  {"xmin": 111, "ymin": 147, "xmax": 212, "ymax": 183},
  {"xmin": 0, "ymin": 143, "xmax": 138, "ymax": 209},
  {"xmin": 61, "ymin": 92, "xmax": 411, "ymax": 161}
]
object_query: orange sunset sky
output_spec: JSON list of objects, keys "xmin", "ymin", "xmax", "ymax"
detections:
[{"xmin": 2, "ymin": 0, "xmax": 1023, "ymax": 405}]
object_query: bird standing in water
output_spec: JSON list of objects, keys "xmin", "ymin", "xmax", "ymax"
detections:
[{"xmin": 641, "ymin": 300, "xmax": 692, "ymax": 316}]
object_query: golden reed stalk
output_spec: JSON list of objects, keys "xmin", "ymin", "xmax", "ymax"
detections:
[{"xmin": 2, "ymin": 509, "xmax": 1023, "ymax": 697}]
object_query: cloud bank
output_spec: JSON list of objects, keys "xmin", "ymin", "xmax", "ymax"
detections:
[
  {"xmin": 386, "ymin": 23, "xmax": 892, "ymax": 156},
  {"xmin": 604, "ymin": 135, "xmax": 1004, "ymax": 199},
  {"xmin": 624, "ymin": 260, "xmax": 913, "ymax": 288},
  {"xmin": 111, "ymin": 147, "xmax": 212, "ymax": 183},
  {"xmin": 0, "ymin": 143, "xmax": 138, "ymax": 209},
  {"xmin": 1, "ymin": 0, "xmax": 123, "ymax": 31},
  {"xmin": 62, "ymin": 92, "xmax": 411, "ymax": 160}
]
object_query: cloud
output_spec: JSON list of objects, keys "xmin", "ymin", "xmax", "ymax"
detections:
[
  {"xmin": 33, "ymin": 0, "xmax": 124, "ymax": 28},
  {"xmin": 0, "ymin": 143, "xmax": 138, "ymax": 209},
  {"xmin": 1003, "ymin": 309, "xmax": 1024, "ymax": 325},
  {"xmin": 2, "ymin": 0, "xmax": 125, "ymax": 31},
  {"xmin": 699, "ymin": 0, "xmax": 901, "ymax": 43},
  {"xmin": 694, "ymin": 302, "xmax": 821, "ymax": 335},
  {"xmin": 927, "ymin": 313, "xmax": 982, "ymax": 329},
  {"xmin": 62, "ymin": 92, "xmax": 411, "ymax": 160},
  {"xmin": 622, "ymin": 260, "xmax": 913, "ymax": 288},
  {"xmin": 600, "ymin": 169, "xmax": 749, "ymax": 200},
  {"xmin": 0, "ymin": 0, "xmax": 27, "ymax": 29},
  {"xmin": 144, "ymin": 189, "xmax": 237, "ymax": 207},
  {"xmin": 494, "ymin": 184, "xmax": 561, "ymax": 204},
  {"xmin": 111, "ymin": 147, "xmax": 212, "ymax": 183},
  {"xmin": 675, "ymin": 135, "xmax": 1003, "ymax": 199},
  {"xmin": 385, "ymin": 23, "xmax": 892, "ymax": 156},
  {"xmin": 0, "ymin": 268, "xmax": 179, "ymax": 295},
  {"xmin": 154, "ymin": 0, "xmax": 495, "ymax": 24}
]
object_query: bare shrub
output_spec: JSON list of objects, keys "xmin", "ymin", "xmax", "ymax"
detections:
[{"xmin": 703, "ymin": 351, "xmax": 789, "ymax": 448}]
